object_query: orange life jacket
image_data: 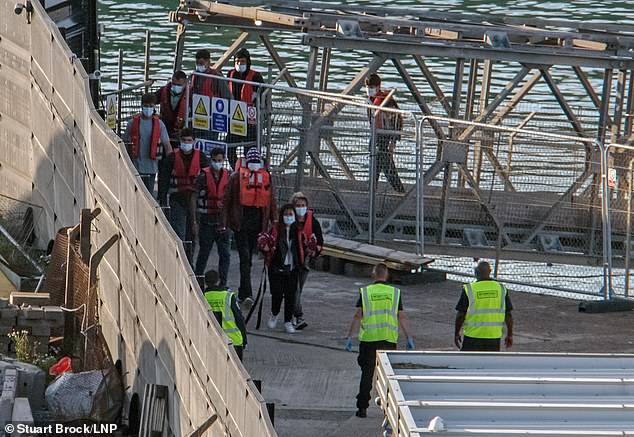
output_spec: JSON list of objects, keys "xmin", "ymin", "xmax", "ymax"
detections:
[
  {"xmin": 192, "ymin": 68, "xmax": 222, "ymax": 97},
  {"xmin": 170, "ymin": 149, "xmax": 201, "ymax": 193},
  {"xmin": 197, "ymin": 167, "xmax": 229, "ymax": 214},
  {"xmin": 239, "ymin": 166, "xmax": 271, "ymax": 208},
  {"xmin": 159, "ymin": 83, "xmax": 186, "ymax": 132},
  {"xmin": 129, "ymin": 115, "xmax": 161, "ymax": 160},
  {"xmin": 228, "ymin": 69, "xmax": 257, "ymax": 104}
]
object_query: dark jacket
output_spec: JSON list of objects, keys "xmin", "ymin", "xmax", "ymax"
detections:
[
  {"xmin": 222, "ymin": 170, "xmax": 277, "ymax": 232},
  {"xmin": 269, "ymin": 223, "xmax": 302, "ymax": 273},
  {"xmin": 157, "ymin": 150, "xmax": 209, "ymax": 206}
]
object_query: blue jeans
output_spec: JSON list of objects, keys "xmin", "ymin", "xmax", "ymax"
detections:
[{"xmin": 194, "ymin": 215, "xmax": 231, "ymax": 287}]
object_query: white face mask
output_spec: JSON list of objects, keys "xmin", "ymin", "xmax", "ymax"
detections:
[
  {"xmin": 180, "ymin": 142, "xmax": 193, "ymax": 153},
  {"xmin": 366, "ymin": 87, "xmax": 377, "ymax": 97},
  {"xmin": 236, "ymin": 64, "xmax": 247, "ymax": 73},
  {"xmin": 283, "ymin": 215, "xmax": 295, "ymax": 226},
  {"xmin": 196, "ymin": 64, "xmax": 207, "ymax": 73},
  {"xmin": 171, "ymin": 84, "xmax": 183, "ymax": 95},
  {"xmin": 212, "ymin": 162, "xmax": 223, "ymax": 170},
  {"xmin": 142, "ymin": 107, "xmax": 154, "ymax": 117},
  {"xmin": 295, "ymin": 207, "xmax": 307, "ymax": 217},
  {"xmin": 247, "ymin": 163, "xmax": 261, "ymax": 172}
]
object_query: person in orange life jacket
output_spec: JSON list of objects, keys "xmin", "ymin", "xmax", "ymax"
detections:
[
  {"xmin": 203, "ymin": 270, "xmax": 247, "ymax": 361},
  {"xmin": 260, "ymin": 204, "xmax": 303, "ymax": 334},
  {"xmin": 191, "ymin": 49, "xmax": 231, "ymax": 142},
  {"xmin": 345, "ymin": 263, "xmax": 414, "ymax": 418},
  {"xmin": 226, "ymin": 48, "xmax": 264, "ymax": 168},
  {"xmin": 154, "ymin": 70, "xmax": 188, "ymax": 138},
  {"xmin": 122, "ymin": 93, "xmax": 172, "ymax": 196},
  {"xmin": 194, "ymin": 147, "xmax": 231, "ymax": 287},
  {"xmin": 289, "ymin": 192, "xmax": 324, "ymax": 331},
  {"xmin": 222, "ymin": 147, "xmax": 277, "ymax": 305},
  {"xmin": 158, "ymin": 128, "xmax": 209, "ymax": 261},
  {"xmin": 365, "ymin": 73, "xmax": 405, "ymax": 193},
  {"xmin": 454, "ymin": 260, "xmax": 513, "ymax": 351}
]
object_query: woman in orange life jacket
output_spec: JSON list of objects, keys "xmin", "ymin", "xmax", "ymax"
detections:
[
  {"xmin": 290, "ymin": 192, "xmax": 324, "ymax": 330},
  {"xmin": 261, "ymin": 204, "xmax": 303, "ymax": 334},
  {"xmin": 226, "ymin": 48, "xmax": 264, "ymax": 168}
]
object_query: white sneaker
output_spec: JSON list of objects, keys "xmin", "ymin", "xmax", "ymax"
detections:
[
  {"xmin": 267, "ymin": 314, "xmax": 279, "ymax": 329},
  {"xmin": 242, "ymin": 297, "xmax": 254, "ymax": 309},
  {"xmin": 284, "ymin": 322, "xmax": 296, "ymax": 334}
]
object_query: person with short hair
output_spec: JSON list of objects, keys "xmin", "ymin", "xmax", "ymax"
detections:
[
  {"xmin": 155, "ymin": 70, "xmax": 188, "ymax": 138},
  {"xmin": 158, "ymin": 128, "xmax": 209, "ymax": 261},
  {"xmin": 226, "ymin": 48, "xmax": 264, "ymax": 167},
  {"xmin": 345, "ymin": 263, "xmax": 414, "ymax": 418},
  {"xmin": 454, "ymin": 260, "xmax": 514, "ymax": 351},
  {"xmin": 222, "ymin": 147, "xmax": 277, "ymax": 305},
  {"xmin": 203, "ymin": 269, "xmax": 247, "ymax": 361},
  {"xmin": 289, "ymin": 191, "xmax": 323, "ymax": 330},
  {"xmin": 123, "ymin": 92, "xmax": 171, "ymax": 196},
  {"xmin": 364, "ymin": 73, "xmax": 405, "ymax": 193},
  {"xmin": 194, "ymin": 147, "xmax": 231, "ymax": 287}
]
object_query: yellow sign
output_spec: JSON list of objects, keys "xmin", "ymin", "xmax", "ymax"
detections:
[
  {"xmin": 192, "ymin": 94, "xmax": 210, "ymax": 131},
  {"xmin": 229, "ymin": 100, "xmax": 247, "ymax": 137},
  {"xmin": 108, "ymin": 101, "xmax": 115, "ymax": 115},
  {"xmin": 193, "ymin": 117, "xmax": 210, "ymax": 130},
  {"xmin": 195, "ymin": 99, "xmax": 208, "ymax": 116},
  {"xmin": 232, "ymin": 104, "xmax": 245, "ymax": 122},
  {"xmin": 106, "ymin": 94, "xmax": 117, "ymax": 130}
]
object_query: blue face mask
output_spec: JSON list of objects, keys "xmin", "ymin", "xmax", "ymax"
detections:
[
  {"xmin": 212, "ymin": 162, "xmax": 223, "ymax": 170},
  {"xmin": 283, "ymin": 215, "xmax": 295, "ymax": 226},
  {"xmin": 142, "ymin": 107, "xmax": 154, "ymax": 117}
]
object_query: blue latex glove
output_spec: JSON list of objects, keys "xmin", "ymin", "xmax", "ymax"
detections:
[
  {"xmin": 345, "ymin": 337, "xmax": 353, "ymax": 352},
  {"xmin": 406, "ymin": 338, "xmax": 415, "ymax": 350}
]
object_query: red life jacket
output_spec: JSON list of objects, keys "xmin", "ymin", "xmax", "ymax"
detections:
[
  {"xmin": 271, "ymin": 222, "xmax": 305, "ymax": 265},
  {"xmin": 129, "ymin": 115, "xmax": 161, "ymax": 160},
  {"xmin": 170, "ymin": 149, "xmax": 201, "ymax": 193},
  {"xmin": 239, "ymin": 166, "xmax": 271, "ymax": 207},
  {"xmin": 299, "ymin": 210, "xmax": 313, "ymax": 239},
  {"xmin": 371, "ymin": 90, "xmax": 399, "ymax": 129},
  {"xmin": 228, "ymin": 69, "xmax": 257, "ymax": 104},
  {"xmin": 159, "ymin": 83, "xmax": 186, "ymax": 133},
  {"xmin": 192, "ymin": 67, "xmax": 222, "ymax": 98},
  {"xmin": 197, "ymin": 167, "xmax": 229, "ymax": 214}
]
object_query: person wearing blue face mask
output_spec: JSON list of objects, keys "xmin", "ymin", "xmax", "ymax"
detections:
[
  {"xmin": 194, "ymin": 147, "xmax": 231, "ymax": 287},
  {"xmin": 154, "ymin": 70, "xmax": 188, "ymax": 139},
  {"xmin": 264, "ymin": 204, "xmax": 302, "ymax": 334},
  {"xmin": 123, "ymin": 93, "xmax": 172, "ymax": 197}
]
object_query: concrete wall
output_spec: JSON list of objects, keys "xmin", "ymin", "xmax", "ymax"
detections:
[{"xmin": 0, "ymin": 2, "xmax": 275, "ymax": 435}]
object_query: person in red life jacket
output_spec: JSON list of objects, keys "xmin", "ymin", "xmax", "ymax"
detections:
[
  {"xmin": 260, "ymin": 204, "xmax": 303, "ymax": 334},
  {"xmin": 226, "ymin": 48, "xmax": 264, "ymax": 168},
  {"xmin": 222, "ymin": 147, "xmax": 277, "ymax": 306},
  {"xmin": 158, "ymin": 128, "xmax": 209, "ymax": 261},
  {"xmin": 194, "ymin": 147, "xmax": 231, "ymax": 287},
  {"xmin": 289, "ymin": 192, "xmax": 324, "ymax": 330},
  {"xmin": 154, "ymin": 70, "xmax": 188, "ymax": 139},
  {"xmin": 122, "ymin": 93, "xmax": 172, "ymax": 196},
  {"xmin": 365, "ymin": 73, "xmax": 405, "ymax": 193},
  {"xmin": 191, "ymin": 49, "xmax": 231, "ymax": 142}
]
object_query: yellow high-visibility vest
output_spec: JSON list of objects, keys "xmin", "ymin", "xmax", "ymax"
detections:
[
  {"xmin": 463, "ymin": 280, "xmax": 507, "ymax": 339},
  {"xmin": 204, "ymin": 290, "xmax": 243, "ymax": 346},
  {"xmin": 359, "ymin": 283, "xmax": 399, "ymax": 343}
]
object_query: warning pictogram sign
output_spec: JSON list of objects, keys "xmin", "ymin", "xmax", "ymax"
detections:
[
  {"xmin": 230, "ymin": 100, "xmax": 247, "ymax": 136},
  {"xmin": 192, "ymin": 94, "xmax": 210, "ymax": 130},
  {"xmin": 106, "ymin": 94, "xmax": 117, "ymax": 130},
  {"xmin": 247, "ymin": 106, "xmax": 257, "ymax": 125}
]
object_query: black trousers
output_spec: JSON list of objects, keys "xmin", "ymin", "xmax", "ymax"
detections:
[
  {"xmin": 374, "ymin": 136, "xmax": 404, "ymax": 192},
  {"xmin": 293, "ymin": 267, "xmax": 309, "ymax": 318},
  {"xmin": 234, "ymin": 227, "xmax": 260, "ymax": 301},
  {"xmin": 356, "ymin": 340, "xmax": 397, "ymax": 409},
  {"xmin": 234, "ymin": 345, "xmax": 244, "ymax": 362},
  {"xmin": 461, "ymin": 336, "xmax": 501, "ymax": 351},
  {"xmin": 269, "ymin": 268, "xmax": 298, "ymax": 323}
]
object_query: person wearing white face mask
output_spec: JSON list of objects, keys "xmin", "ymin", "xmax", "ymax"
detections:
[
  {"xmin": 123, "ymin": 93, "xmax": 172, "ymax": 197},
  {"xmin": 226, "ymin": 48, "xmax": 264, "ymax": 168},
  {"xmin": 154, "ymin": 70, "xmax": 188, "ymax": 138},
  {"xmin": 194, "ymin": 147, "xmax": 231, "ymax": 287},
  {"xmin": 289, "ymin": 192, "xmax": 324, "ymax": 330},
  {"xmin": 365, "ymin": 73, "xmax": 405, "ymax": 193},
  {"xmin": 264, "ymin": 204, "xmax": 302, "ymax": 334},
  {"xmin": 158, "ymin": 128, "xmax": 210, "ymax": 262},
  {"xmin": 222, "ymin": 147, "xmax": 277, "ymax": 306}
]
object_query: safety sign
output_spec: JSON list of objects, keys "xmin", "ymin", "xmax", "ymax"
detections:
[
  {"xmin": 106, "ymin": 94, "xmax": 117, "ymax": 130},
  {"xmin": 192, "ymin": 94, "xmax": 210, "ymax": 130},
  {"xmin": 247, "ymin": 106, "xmax": 257, "ymax": 125},
  {"xmin": 194, "ymin": 138, "xmax": 227, "ymax": 158},
  {"xmin": 211, "ymin": 97, "xmax": 229, "ymax": 133},
  {"xmin": 230, "ymin": 100, "xmax": 247, "ymax": 136}
]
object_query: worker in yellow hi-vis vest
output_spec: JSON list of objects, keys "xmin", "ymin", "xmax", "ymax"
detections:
[
  {"xmin": 204, "ymin": 270, "xmax": 248, "ymax": 361},
  {"xmin": 344, "ymin": 263, "xmax": 414, "ymax": 419},
  {"xmin": 454, "ymin": 260, "xmax": 514, "ymax": 351}
]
